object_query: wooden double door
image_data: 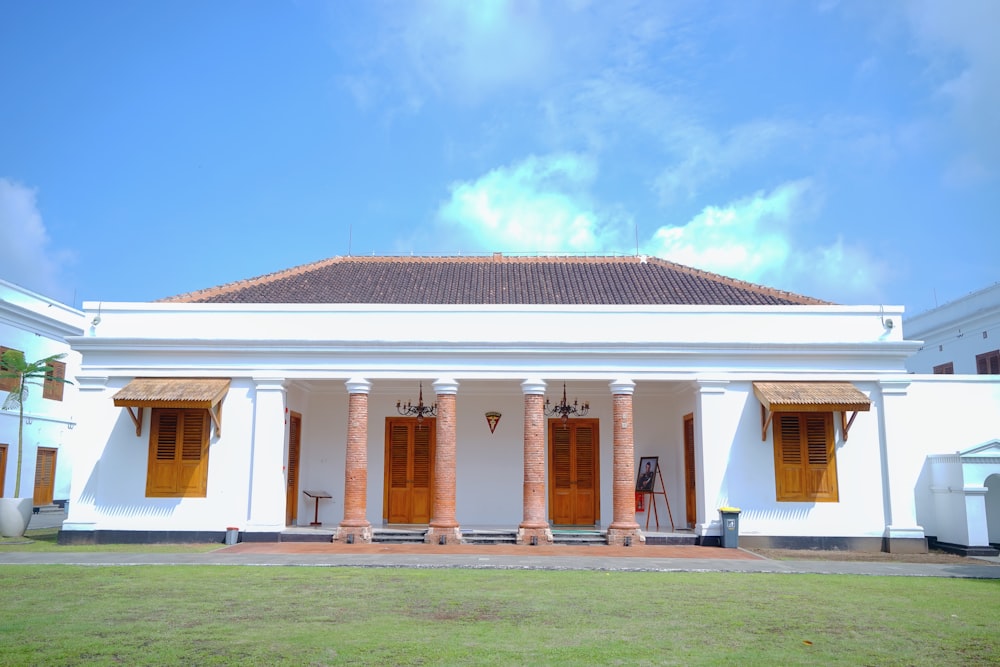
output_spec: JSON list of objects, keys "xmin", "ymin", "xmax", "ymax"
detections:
[
  {"xmin": 384, "ymin": 417, "xmax": 435, "ymax": 524},
  {"xmin": 549, "ymin": 419, "xmax": 600, "ymax": 526}
]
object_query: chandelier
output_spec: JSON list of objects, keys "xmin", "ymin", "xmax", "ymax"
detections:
[
  {"xmin": 397, "ymin": 382, "xmax": 437, "ymax": 423},
  {"xmin": 545, "ymin": 383, "xmax": 589, "ymax": 425}
]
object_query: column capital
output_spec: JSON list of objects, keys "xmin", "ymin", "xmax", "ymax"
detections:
[
  {"xmin": 521, "ymin": 378, "xmax": 547, "ymax": 395},
  {"xmin": 345, "ymin": 377, "xmax": 372, "ymax": 395},
  {"xmin": 878, "ymin": 378, "xmax": 911, "ymax": 396},
  {"xmin": 252, "ymin": 377, "xmax": 287, "ymax": 392},
  {"xmin": 432, "ymin": 378, "xmax": 459, "ymax": 395},
  {"xmin": 76, "ymin": 375, "xmax": 109, "ymax": 392},
  {"xmin": 609, "ymin": 378, "xmax": 635, "ymax": 395}
]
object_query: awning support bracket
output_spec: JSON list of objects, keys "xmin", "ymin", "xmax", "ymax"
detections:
[
  {"xmin": 760, "ymin": 404, "xmax": 773, "ymax": 442},
  {"xmin": 125, "ymin": 406, "xmax": 144, "ymax": 437},
  {"xmin": 841, "ymin": 411, "xmax": 859, "ymax": 441}
]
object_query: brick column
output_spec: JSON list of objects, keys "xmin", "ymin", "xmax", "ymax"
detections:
[
  {"xmin": 426, "ymin": 378, "xmax": 461, "ymax": 545},
  {"xmin": 607, "ymin": 379, "xmax": 643, "ymax": 546},
  {"xmin": 517, "ymin": 378, "xmax": 553, "ymax": 545},
  {"xmin": 336, "ymin": 378, "xmax": 372, "ymax": 544}
]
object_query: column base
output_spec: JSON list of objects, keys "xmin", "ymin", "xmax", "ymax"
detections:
[
  {"xmin": 884, "ymin": 525, "xmax": 927, "ymax": 554},
  {"xmin": 425, "ymin": 525, "xmax": 462, "ymax": 545},
  {"xmin": 516, "ymin": 526, "xmax": 553, "ymax": 545},
  {"xmin": 607, "ymin": 526, "xmax": 645, "ymax": 547},
  {"xmin": 334, "ymin": 523, "xmax": 372, "ymax": 544}
]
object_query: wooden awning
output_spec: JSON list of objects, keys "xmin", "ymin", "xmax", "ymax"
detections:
[
  {"xmin": 753, "ymin": 381, "xmax": 871, "ymax": 442},
  {"xmin": 113, "ymin": 378, "xmax": 231, "ymax": 437}
]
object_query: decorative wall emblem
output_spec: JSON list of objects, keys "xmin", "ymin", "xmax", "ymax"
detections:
[{"xmin": 485, "ymin": 411, "xmax": 502, "ymax": 434}]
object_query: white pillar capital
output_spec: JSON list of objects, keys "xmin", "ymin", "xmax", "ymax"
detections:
[
  {"xmin": 433, "ymin": 378, "xmax": 459, "ymax": 395},
  {"xmin": 521, "ymin": 378, "xmax": 547, "ymax": 395},
  {"xmin": 345, "ymin": 377, "xmax": 372, "ymax": 395},
  {"xmin": 609, "ymin": 378, "xmax": 635, "ymax": 395}
]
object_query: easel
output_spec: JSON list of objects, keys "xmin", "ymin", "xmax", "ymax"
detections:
[{"xmin": 641, "ymin": 464, "xmax": 674, "ymax": 531}]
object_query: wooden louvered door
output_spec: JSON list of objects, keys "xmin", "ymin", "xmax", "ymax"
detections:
[
  {"xmin": 683, "ymin": 413, "xmax": 697, "ymax": 528},
  {"xmin": 549, "ymin": 419, "xmax": 599, "ymax": 526},
  {"xmin": 33, "ymin": 447, "xmax": 57, "ymax": 506},
  {"xmin": 286, "ymin": 412, "xmax": 302, "ymax": 525},
  {"xmin": 384, "ymin": 418, "xmax": 435, "ymax": 524}
]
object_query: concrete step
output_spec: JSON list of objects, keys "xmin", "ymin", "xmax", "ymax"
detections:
[
  {"xmin": 33, "ymin": 504, "xmax": 63, "ymax": 514},
  {"xmin": 552, "ymin": 530, "xmax": 606, "ymax": 546},
  {"xmin": 461, "ymin": 530, "xmax": 517, "ymax": 545},
  {"xmin": 373, "ymin": 529, "xmax": 427, "ymax": 544}
]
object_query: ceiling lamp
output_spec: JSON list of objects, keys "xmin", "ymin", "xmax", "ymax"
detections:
[
  {"xmin": 545, "ymin": 383, "xmax": 589, "ymax": 425},
  {"xmin": 397, "ymin": 382, "xmax": 437, "ymax": 423}
]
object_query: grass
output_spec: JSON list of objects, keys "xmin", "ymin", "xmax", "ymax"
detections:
[
  {"xmin": 0, "ymin": 566, "xmax": 996, "ymax": 666},
  {"xmin": 0, "ymin": 527, "xmax": 221, "ymax": 553}
]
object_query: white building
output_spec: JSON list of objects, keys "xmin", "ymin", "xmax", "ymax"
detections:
[
  {"xmin": 0, "ymin": 279, "xmax": 84, "ymax": 507},
  {"xmin": 905, "ymin": 282, "xmax": 1000, "ymax": 375},
  {"xmin": 59, "ymin": 255, "xmax": 1000, "ymax": 554}
]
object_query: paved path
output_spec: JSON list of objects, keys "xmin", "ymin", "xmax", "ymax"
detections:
[{"xmin": 7, "ymin": 511, "xmax": 998, "ymax": 578}]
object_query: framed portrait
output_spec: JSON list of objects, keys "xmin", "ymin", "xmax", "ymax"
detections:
[{"xmin": 636, "ymin": 456, "xmax": 658, "ymax": 492}]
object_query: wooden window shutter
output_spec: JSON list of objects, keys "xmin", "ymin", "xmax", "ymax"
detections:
[
  {"xmin": 42, "ymin": 360, "xmax": 66, "ymax": 401},
  {"xmin": 774, "ymin": 415, "xmax": 806, "ymax": 501},
  {"xmin": 146, "ymin": 408, "xmax": 209, "ymax": 497},
  {"xmin": 977, "ymin": 351, "xmax": 1000, "ymax": 375},
  {"xmin": 0, "ymin": 347, "xmax": 20, "ymax": 393},
  {"xmin": 773, "ymin": 412, "xmax": 838, "ymax": 502}
]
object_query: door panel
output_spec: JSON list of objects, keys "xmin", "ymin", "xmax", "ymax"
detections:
[
  {"xmin": 384, "ymin": 418, "xmax": 435, "ymax": 524},
  {"xmin": 33, "ymin": 447, "xmax": 57, "ymax": 506},
  {"xmin": 286, "ymin": 412, "xmax": 301, "ymax": 525},
  {"xmin": 548, "ymin": 419, "xmax": 599, "ymax": 526},
  {"xmin": 683, "ymin": 413, "xmax": 696, "ymax": 528}
]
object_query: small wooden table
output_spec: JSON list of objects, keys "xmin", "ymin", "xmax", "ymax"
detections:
[{"xmin": 303, "ymin": 490, "xmax": 332, "ymax": 526}]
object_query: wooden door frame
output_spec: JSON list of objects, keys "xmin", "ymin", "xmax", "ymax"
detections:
[
  {"xmin": 382, "ymin": 417, "xmax": 436, "ymax": 524},
  {"xmin": 547, "ymin": 418, "xmax": 601, "ymax": 526}
]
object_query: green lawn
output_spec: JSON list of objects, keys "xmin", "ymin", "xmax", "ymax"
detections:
[{"xmin": 0, "ymin": 566, "xmax": 996, "ymax": 666}]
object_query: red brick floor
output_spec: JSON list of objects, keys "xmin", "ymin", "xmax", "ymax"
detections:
[{"xmin": 224, "ymin": 541, "xmax": 764, "ymax": 560}]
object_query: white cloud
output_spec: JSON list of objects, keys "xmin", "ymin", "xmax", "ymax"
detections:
[
  {"xmin": 436, "ymin": 153, "xmax": 633, "ymax": 252},
  {"xmin": 0, "ymin": 178, "xmax": 73, "ymax": 303},
  {"xmin": 905, "ymin": 0, "xmax": 1000, "ymax": 183},
  {"xmin": 644, "ymin": 180, "xmax": 890, "ymax": 303}
]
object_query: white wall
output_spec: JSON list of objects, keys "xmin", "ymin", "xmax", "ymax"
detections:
[
  {"xmin": 905, "ymin": 283, "xmax": 1000, "ymax": 374},
  {"xmin": 0, "ymin": 280, "xmax": 83, "ymax": 502}
]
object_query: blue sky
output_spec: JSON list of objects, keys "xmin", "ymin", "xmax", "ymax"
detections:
[{"xmin": 1, "ymin": 1, "xmax": 997, "ymax": 315}]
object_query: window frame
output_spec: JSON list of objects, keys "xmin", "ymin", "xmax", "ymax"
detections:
[
  {"xmin": 772, "ymin": 411, "xmax": 839, "ymax": 503},
  {"xmin": 976, "ymin": 350, "xmax": 1000, "ymax": 375},
  {"xmin": 146, "ymin": 407, "xmax": 210, "ymax": 498},
  {"xmin": 933, "ymin": 362, "xmax": 954, "ymax": 374}
]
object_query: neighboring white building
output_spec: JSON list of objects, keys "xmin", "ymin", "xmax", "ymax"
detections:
[
  {"xmin": 0, "ymin": 279, "xmax": 84, "ymax": 507},
  {"xmin": 59, "ymin": 255, "xmax": 1000, "ymax": 555},
  {"xmin": 904, "ymin": 282, "xmax": 1000, "ymax": 375}
]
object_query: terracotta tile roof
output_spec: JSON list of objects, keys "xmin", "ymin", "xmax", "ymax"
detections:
[
  {"xmin": 159, "ymin": 254, "xmax": 830, "ymax": 306},
  {"xmin": 752, "ymin": 382, "xmax": 872, "ymax": 412}
]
